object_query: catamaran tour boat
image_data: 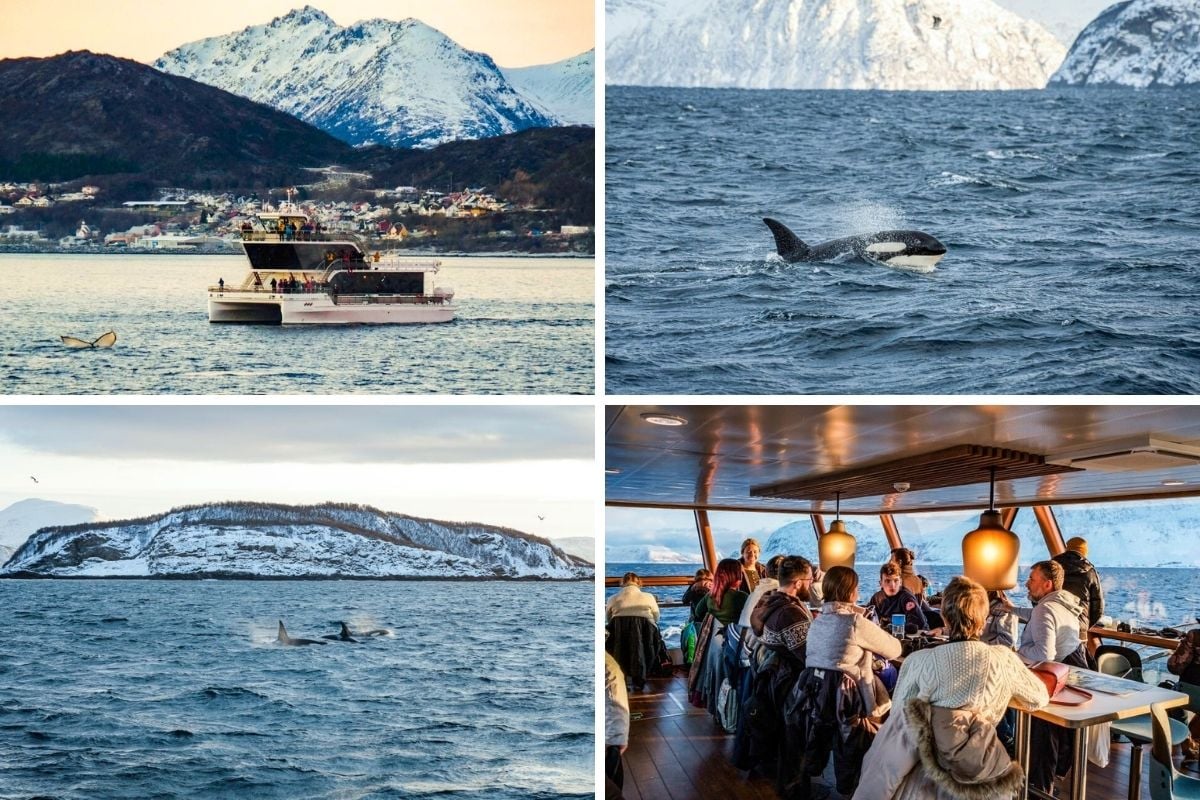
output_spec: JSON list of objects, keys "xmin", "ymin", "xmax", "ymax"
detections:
[{"xmin": 208, "ymin": 203, "xmax": 454, "ymax": 324}]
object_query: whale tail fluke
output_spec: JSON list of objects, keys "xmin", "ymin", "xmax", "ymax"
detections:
[{"xmin": 763, "ymin": 218, "xmax": 810, "ymax": 262}]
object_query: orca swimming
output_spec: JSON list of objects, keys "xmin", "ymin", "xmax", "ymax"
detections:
[
  {"xmin": 322, "ymin": 622, "xmax": 359, "ymax": 643},
  {"xmin": 277, "ymin": 620, "xmax": 327, "ymax": 646},
  {"xmin": 763, "ymin": 218, "xmax": 947, "ymax": 271}
]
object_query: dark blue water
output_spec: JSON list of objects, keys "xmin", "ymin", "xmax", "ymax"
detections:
[
  {"xmin": 605, "ymin": 87, "xmax": 1200, "ymax": 394},
  {"xmin": 608, "ymin": 563, "xmax": 1200, "ymax": 650},
  {"xmin": 1, "ymin": 254, "xmax": 594, "ymax": 395},
  {"xmin": 0, "ymin": 580, "xmax": 592, "ymax": 799}
]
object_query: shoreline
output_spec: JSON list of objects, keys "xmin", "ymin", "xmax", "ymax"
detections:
[
  {"xmin": 0, "ymin": 246, "xmax": 594, "ymax": 259},
  {"xmin": 0, "ymin": 572, "xmax": 594, "ymax": 582}
]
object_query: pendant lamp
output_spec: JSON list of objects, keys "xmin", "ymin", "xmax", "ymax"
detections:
[
  {"xmin": 961, "ymin": 467, "xmax": 1021, "ymax": 590},
  {"xmin": 818, "ymin": 491, "xmax": 856, "ymax": 571}
]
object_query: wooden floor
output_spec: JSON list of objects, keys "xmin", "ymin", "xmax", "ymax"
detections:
[{"xmin": 619, "ymin": 669, "xmax": 1197, "ymax": 800}]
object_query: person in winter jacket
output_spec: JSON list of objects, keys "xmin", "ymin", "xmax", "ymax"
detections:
[
  {"xmin": 868, "ymin": 561, "xmax": 929, "ymax": 633},
  {"xmin": 1005, "ymin": 560, "xmax": 1088, "ymax": 793},
  {"xmin": 698, "ymin": 559, "xmax": 750, "ymax": 626},
  {"xmin": 605, "ymin": 652, "xmax": 630, "ymax": 793},
  {"xmin": 1052, "ymin": 536, "xmax": 1105, "ymax": 641},
  {"xmin": 751, "ymin": 556, "xmax": 816, "ymax": 664},
  {"xmin": 680, "ymin": 568, "xmax": 712, "ymax": 612},
  {"xmin": 1168, "ymin": 629, "xmax": 1200, "ymax": 762},
  {"xmin": 981, "ymin": 589, "xmax": 1020, "ymax": 649}
]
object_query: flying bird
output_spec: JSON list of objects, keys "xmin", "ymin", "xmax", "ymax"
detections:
[
  {"xmin": 537, "ymin": 515, "xmax": 545, "ymax": 521},
  {"xmin": 30, "ymin": 476, "xmax": 38, "ymax": 484}
]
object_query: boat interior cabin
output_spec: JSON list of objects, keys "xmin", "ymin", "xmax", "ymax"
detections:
[{"xmin": 605, "ymin": 405, "xmax": 1200, "ymax": 800}]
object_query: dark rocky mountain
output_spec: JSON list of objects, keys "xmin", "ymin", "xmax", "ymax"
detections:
[
  {"xmin": 1050, "ymin": 0, "xmax": 1200, "ymax": 87},
  {"xmin": 0, "ymin": 50, "xmax": 354, "ymax": 185}
]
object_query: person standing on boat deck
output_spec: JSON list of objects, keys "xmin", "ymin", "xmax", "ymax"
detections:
[
  {"xmin": 739, "ymin": 538, "xmax": 768, "ymax": 592},
  {"xmin": 890, "ymin": 547, "xmax": 923, "ymax": 598},
  {"xmin": 217, "ymin": 278, "xmax": 224, "ymax": 290},
  {"xmin": 1004, "ymin": 560, "xmax": 1087, "ymax": 793},
  {"xmin": 269, "ymin": 277, "xmax": 277, "ymax": 292},
  {"xmin": 739, "ymin": 554, "xmax": 785, "ymax": 629},
  {"xmin": 1052, "ymin": 536, "xmax": 1105, "ymax": 652}
]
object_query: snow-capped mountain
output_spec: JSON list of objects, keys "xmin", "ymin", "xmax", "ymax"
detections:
[
  {"xmin": 1, "ymin": 502, "xmax": 592, "ymax": 579},
  {"xmin": 606, "ymin": 544, "xmax": 697, "ymax": 563},
  {"xmin": 605, "ymin": 0, "xmax": 1066, "ymax": 90},
  {"xmin": 552, "ymin": 536, "xmax": 596, "ymax": 563},
  {"xmin": 155, "ymin": 6, "xmax": 560, "ymax": 148},
  {"xmin": 502, "ymin": 50, "xmax": 595, "ymax": 125},
  {"xmin": 0, "ymin": 498, "xmax": 99, "ymax": 565},
  {"xmin": 1050, "ymin": 0, "xmax": 1200, "ymax": 88}
]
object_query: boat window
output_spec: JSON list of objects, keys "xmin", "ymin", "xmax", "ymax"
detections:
[
  {"xmin": 706, "ymin": 510, "xmax": 820, "ymax": 563},
  {"xmin": 605, "ymin": 507, "xmax": 703, "ymax": 638},
  {"xmin": 1048, "ymin": 498, "xmax": 1200, "ymax": 630}
]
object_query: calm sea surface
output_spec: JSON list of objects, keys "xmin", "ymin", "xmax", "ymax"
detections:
[
  {"xmin": 1, "ymin": 254, "xmax": 594, "ymax": 394},
  {"xmin": 0, "ymin": 580, "xmax": 593, "ymax": 799},
  {"xmin": 606, "ymin": 87, "xmax": 1200, "ymax": 394}
]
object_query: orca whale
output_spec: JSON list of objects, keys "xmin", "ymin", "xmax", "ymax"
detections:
[
  {"xmin": 763, "ymin": 218, "xmax": 947, "ymax": 271},
  {"xmin": 277, "ymin": 620, "xmax": 327, "ymax": 646},
  {"xmin": 322, "ymin": 622, "xmax": 359, "ymax": 643}
]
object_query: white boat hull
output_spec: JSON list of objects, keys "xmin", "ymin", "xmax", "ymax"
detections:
[{"xmin": 208, "ymin": 292, "xmax": 455, "ymax": 325}]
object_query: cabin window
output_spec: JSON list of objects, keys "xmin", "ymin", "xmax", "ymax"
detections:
[
  {"xmin": 1042, "ymin": 498, "xmax": 1200, "ymax": 630},
  {"xmin": 605, "ymin": 507, "xmax": 703, "ymax": 637},
  {"xmin": 245, "ymin": 243, "xmax": 301, "ymax": 269}
]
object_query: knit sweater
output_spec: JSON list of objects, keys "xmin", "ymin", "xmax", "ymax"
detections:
[
  {"xmin": 892, "ymin": 640, "xmax": 1050, "ymax": 724},
  {"xmin": 606, "ymin": 585, "xmax": 661, "ymax": 623},
  {"xmin": 805, "ymin": 601, "xmax": 903, "ymax": 681},
  {"xmin": 752, "ymin": 590, "xmax": 813, "ymax": 663},
  {"xmin": 605, "ymin": 652, "xmax": 630, "ymax": 747}
]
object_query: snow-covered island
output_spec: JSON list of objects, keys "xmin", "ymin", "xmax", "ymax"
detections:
[
  {"xmin": 1050, "ymin": 0, "xmax": 1200, "ymax": 88},
  {"xmin": 605, "ymin": 0, "xmax": 1065, "ymax": 90},
  {"xmin": 1, "ymin": 501, "xmax": 593, "ymax": 580}
]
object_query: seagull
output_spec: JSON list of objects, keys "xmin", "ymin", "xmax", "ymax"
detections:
[
  {"xmin": 537, "ymin": 514, "xmax": 545, "ymax": 521},
  {"xmin": 30, "ymin": 476, "xmax": 38, "ymax": 484}
]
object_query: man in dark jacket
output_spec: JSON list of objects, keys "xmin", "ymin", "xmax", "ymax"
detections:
[{"xmin": 1052, "ymin": 536, "xmax": 1104, "ymax": 641}]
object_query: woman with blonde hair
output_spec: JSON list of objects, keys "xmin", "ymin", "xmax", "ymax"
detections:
[
  {"xmin": 853, "ymin": 576, "xmax": 1050, "ymax": 799},
  {"xmin": 739, "ymin": 538, "xmax": 768, "ymax": 591}
]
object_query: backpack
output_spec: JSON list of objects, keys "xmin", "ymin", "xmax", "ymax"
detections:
[{"xmin": 681, "ymin": 621, "xmax": 698, "ymax": 665}]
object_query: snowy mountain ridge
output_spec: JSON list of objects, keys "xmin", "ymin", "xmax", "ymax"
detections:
[
  {"xmin": 502, "ymin": 50, "xmax": 595, "ymax": 126},
  {"xmin": 2, "ymin": 501, "xmax": 592, "ymax": 579},
  {"xmin": 1050, "ymin": 0, "xmax": 1200, "ymax": 88},
  {"xmin": 155, "ymin": 6, "xmax": 592, "ymax": 149},
  {"xmin": 605, "ymin": 0, "xmax": 1066, "ymax": 90},
  {"xmin": 0, "ymin": 498, "xmax": 99, "ymax": 563}
]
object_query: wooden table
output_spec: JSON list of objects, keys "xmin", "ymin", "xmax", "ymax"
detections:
[
  {"xmin": 1090, "ymin": 624, "xmax": 1192, "ymax": 651},
  {"xmin": 1012, "ymin": 668, "xmax": 1188, "ymax": 800}
]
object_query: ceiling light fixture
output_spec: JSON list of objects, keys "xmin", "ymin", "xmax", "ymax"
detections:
[
  {"xmin": 818, "ymin": 490, "xmax": 856, "ymax": 571},
  {"xmin": 640, "ymin": 412, "xmax": 688, "ymax": 427},
  {"xmin": 961, "ymin": 466, "xmax": 1020, "ymax": 590}
]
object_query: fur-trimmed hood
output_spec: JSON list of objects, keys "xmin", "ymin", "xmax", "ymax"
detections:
[{"xmin": 907, "ymin": 698, "xmax": 1025, "ymax": 800}]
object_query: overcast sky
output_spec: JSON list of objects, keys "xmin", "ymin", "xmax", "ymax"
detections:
[
  {"xmin": 0, "ymin": 1, "xmax": 594, "ymax": 68},
  {"xmin": 0, "ymin": 405, "xmax": 595, "ymax": 539},
  {"xmin": 994, "ymin": 0, "xmax": 1115, "ymax": 46}
]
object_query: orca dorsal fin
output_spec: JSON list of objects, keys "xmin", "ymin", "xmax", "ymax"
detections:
[
  {"xmin": 340, "ymin": 622, "xmax": 352, "ymax": 638},
  {"xmin": 277, "ymin": 620, "xmax": 288, "ymax": 641},
  {"xmin": 763, "ymin": 218, "xmax": 810, "ymax": 262}
]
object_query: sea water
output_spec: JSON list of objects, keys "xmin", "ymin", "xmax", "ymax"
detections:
[
  {"xmin": 608, "ymin": 562, "xmax": 1200, "ymax": 648},
  {"xmin": 0, "ymin": 580, "xmax": 593, "ymax": 799},
  {"xmin": 0, "ymin": 254, "xmax": 594, "ymax": 394},
  {"xmin": 606, "ymin": 87, "xmax": 1200, "ymax": 394}
]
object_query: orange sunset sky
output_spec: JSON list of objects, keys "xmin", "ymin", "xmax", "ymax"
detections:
[{"xmin": 0, "ymin": 1, "xmax": 594, "ymax": 67}]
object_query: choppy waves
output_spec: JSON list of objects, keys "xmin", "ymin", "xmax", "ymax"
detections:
[
  {"xmin": 605, "ymin": 87, "xmax": 1200, "ymax": 394},
  {"xmin": 0, "ymin": 580, "xmax": 593, "ymax": 799}
]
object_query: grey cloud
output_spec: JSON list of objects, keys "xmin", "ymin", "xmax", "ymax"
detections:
[{"xmin": 0, "ymin": 406, "xmax": 593, "ymax": 464}]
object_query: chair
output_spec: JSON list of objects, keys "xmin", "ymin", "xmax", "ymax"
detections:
[
  {"xmin": 1098, "ymin": 645, "xmax": 1145, "ymax": 683},
  {"xmin": 1111, "ymin": 682, "xmax": 1191, "ymax": 800},
  {"xmin": 1149, "ymin": 702, "xmax": 1200, "ymax": 799}
]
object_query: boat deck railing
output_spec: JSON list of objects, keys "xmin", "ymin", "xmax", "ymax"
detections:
[
  {"xmin": 207, "ymin": 286, "xmax": 448, "ymax": 305},
  {"xmin": 240, "ymin": 231, "xmax": 353, "ymax": 243}
]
